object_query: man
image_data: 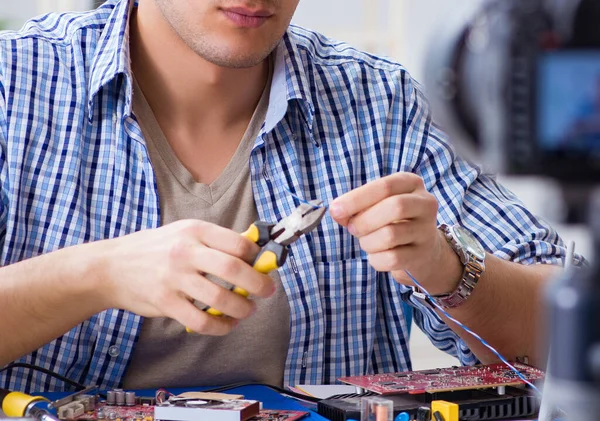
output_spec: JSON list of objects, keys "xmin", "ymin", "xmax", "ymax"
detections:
[{"xmin": 0, "ymin": 0, "xmax": 578, "ymax": 392}]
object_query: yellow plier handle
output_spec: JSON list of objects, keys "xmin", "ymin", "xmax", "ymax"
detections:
[{"xmin": 202, "ymin": 221, "xmax": 288, "ymax": 317}]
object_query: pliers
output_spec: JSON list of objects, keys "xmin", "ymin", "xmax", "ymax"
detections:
[{"xmin": 205, "ymin": 200, "xmax": 327, "ymax": 317}]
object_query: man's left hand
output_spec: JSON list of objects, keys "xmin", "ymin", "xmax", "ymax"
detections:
[{"xmin": 329, "ymin": 172, "xmax": 462, "ymax": 295}]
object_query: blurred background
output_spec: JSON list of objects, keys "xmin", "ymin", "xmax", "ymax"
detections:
[{"xmin": 0, "ymin": 0, "xmax": 592, "ymax": 370}]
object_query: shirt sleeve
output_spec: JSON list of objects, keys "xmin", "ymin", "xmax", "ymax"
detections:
[{"xmin": 395, "ymin": 71, "xmax": 584, "ymax": 365}]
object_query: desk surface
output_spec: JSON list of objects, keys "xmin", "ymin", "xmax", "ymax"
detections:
[{"xmin": 42, "ymin": 385, "xmax": 329, "ymax": 421}]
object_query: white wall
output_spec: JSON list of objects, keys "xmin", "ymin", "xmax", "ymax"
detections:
[
  {"xmin": 0, "ymin": 0, "xmax": 91, "ymax": 29},
  {"xmin": 292, "ymin": 0, "xmax": 403, "ymax": 59},
  {"xmin": 36, "ymin": 0, "xmax": 91, "ymax": 14}
]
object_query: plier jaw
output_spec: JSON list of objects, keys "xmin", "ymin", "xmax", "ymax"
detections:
[{"xmin": 270, "ymin": 200, "xmax": 327, "ymax": 246}]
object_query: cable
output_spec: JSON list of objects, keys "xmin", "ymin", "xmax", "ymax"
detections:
[
  {"xmin": 0, "ymin": 363, "xmax": 87, "ymax": 390},
  {"xmin": 405, "ymin": 270, "xmax": 543, "ymax": 396},
  {"xmin": 278, "ymin": 175, "xmax": 330, "ymax": 210},
  {"xmin": 285, "ymin": 188, "xmax": 329, "ymax": 210},
  {"xmin": 201, "ymin": 382, "xmax": 322, "ymax": 403}
]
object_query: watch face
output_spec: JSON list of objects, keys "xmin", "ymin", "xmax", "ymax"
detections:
[{"xmin": 453, "ymin": 226, "xmax": 486, "ymax": 260}]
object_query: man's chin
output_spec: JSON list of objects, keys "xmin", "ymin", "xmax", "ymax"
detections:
[
  {"xmin": 194, "ymin": 45, "xmax": 274, "ymax": 69},
  {"xmin": 208, "ymin": 55, "xmax": 269, "ymax": 69}
]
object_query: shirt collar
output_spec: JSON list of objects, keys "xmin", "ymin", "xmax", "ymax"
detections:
[
  {"xmin": 87, "ymin": 0, "xmax": 134, "ymax": 121},
  {"xmin": 263, "ymin": 29, "xmax": 315, "ymax": 135},
  {"xmin": 87, "ymin": 1, "xmax": 315, "ymax": 132}
]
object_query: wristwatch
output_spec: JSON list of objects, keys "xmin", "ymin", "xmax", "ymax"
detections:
[{"xmin": 428, "ymin": 224, "xmax": 486, "ymax": 309}]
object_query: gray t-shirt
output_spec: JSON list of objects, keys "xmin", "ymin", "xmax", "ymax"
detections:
[{"xmin": 123, "ymin": 66, "xmax": 291, "ymax": 389}]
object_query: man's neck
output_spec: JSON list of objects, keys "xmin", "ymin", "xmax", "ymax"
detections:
[{"xmin": 129, "ymin": 2, "xmax": 270, "ymax": 136}]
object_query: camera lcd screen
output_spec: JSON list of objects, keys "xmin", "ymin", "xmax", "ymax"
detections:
[{"xmin": 538, "ymin": 51, "xmax": 600, "ymax": 156}]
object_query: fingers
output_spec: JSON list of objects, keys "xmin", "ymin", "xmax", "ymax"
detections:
[
  {"xmin": 347, "ymin": 194, "xmax": 436, "ymax": 238},
  {"xmin": 366, "ymin": 245, "xmax": 421, "ymax": 274},
  {"xmin": 357, "ymin": 221, "xmax": 418, "ymax": 253},
  {"xmin": 179, "ymin": 220, "xmax": 261, "ymax": 264},
  {"xmin": 163, "ymin": 295, "xmax": 236, "ymax": 336},
  {"xmin": 191, "ymin": 247, "xmax": 275, "ymax": 299},
  {"xmin": 179, "ymin": 273, "xmax": 256, "ymax": 320},
  {"xmin": 329, "ymin": 173, "xmax": 425, "ymax": 226}
]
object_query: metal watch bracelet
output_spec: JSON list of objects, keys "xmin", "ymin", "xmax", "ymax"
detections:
[{"xmin": 429, "ymin": 224, "xmax": 486, "ymax": 309}]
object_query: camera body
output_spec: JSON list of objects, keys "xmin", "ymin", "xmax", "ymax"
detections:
[{"xmin": 426, "ymin": 0, "xmax": 600, "ymax": 184}]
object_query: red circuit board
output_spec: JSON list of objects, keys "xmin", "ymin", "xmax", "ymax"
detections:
[
  {"xmin": 249, "ymin": 410, "xmax": 309, "ymax": 420},
  {"xmin": 338, "ymin": 363, "xmax": 545, "ymax": 395},
  {"xmin": 70, "ymin": 403, "xmax": 308, "ymax": 421},
  {"xmin": 74, "ymin": 403, "xmax": 153, "ymax": 420}
]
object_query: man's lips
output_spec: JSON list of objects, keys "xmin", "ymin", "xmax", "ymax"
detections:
[
  {"xmin": 223, "ymin": 6, "xmax": 273, "ymax": 17},
  {"xmin": 221, "ymin": 6, "xmax": 273, "ymax": 28}
]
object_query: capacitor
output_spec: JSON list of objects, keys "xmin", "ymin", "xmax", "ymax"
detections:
[
  {"xmin": 361, "ymin": 397, "xmax": 393, "ymax": 421},
  {"xmin": 97, "ymin": 408, "xmax": 105, "ymax": 419},
  {"xmin": 115, "ymin": 390, "xmax": 125, "ymax": 406},
  {"xmin": 106, "ymin": 391, "xmax": 116, "ymax": 406},
  {"xmin": 86, "ymin": 396, "xmax": 96, "ymax": 411},
  {"xmin": 108, "ymin": 411, "xmax": 117, "ymax": 420},
  {"xmin": 416, "ymin": 406, "xmax": 431, "ymax": 421},
  {"xmin": 125, "ymin": 392, "xmax": 136, "ymax": 407}
]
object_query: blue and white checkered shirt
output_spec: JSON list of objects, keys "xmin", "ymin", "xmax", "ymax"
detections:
[{"xmin": 0, "ymin": 0, "xmax": 574, "ymax": 393}]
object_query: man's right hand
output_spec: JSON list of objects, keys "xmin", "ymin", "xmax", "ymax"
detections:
[{"xmin": 93, "ymin": 220, "xmax": 275, "ymax": 336}]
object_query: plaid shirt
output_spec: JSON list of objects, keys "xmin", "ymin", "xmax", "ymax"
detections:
[{"xmin": 0, "ymin": 0, "xmax": 574, "ymax": 393}]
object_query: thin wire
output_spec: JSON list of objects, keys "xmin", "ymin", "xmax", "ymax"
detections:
[
  {"xmin": 285, "ymin": 187, "xmax": 329, "ymax": 209},
  {"xmin": 405, "ymin": 270, "xmax": 542, "ymax": 396},
  {"xmin": 278, "ymin": 179, "xmax": 329, "ymax": 210}
]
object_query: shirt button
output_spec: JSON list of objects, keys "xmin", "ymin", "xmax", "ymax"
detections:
[
  {"xmin": 108, "ymin": 345, "xmax": 120, "ymax": 357},
  {"xmin": 137, "ymin": 150, "xmax": 144, "ymax": 163},
  {"xmin": 112, "ymin": 113, "xmax": 118, "ymax": 124}
]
